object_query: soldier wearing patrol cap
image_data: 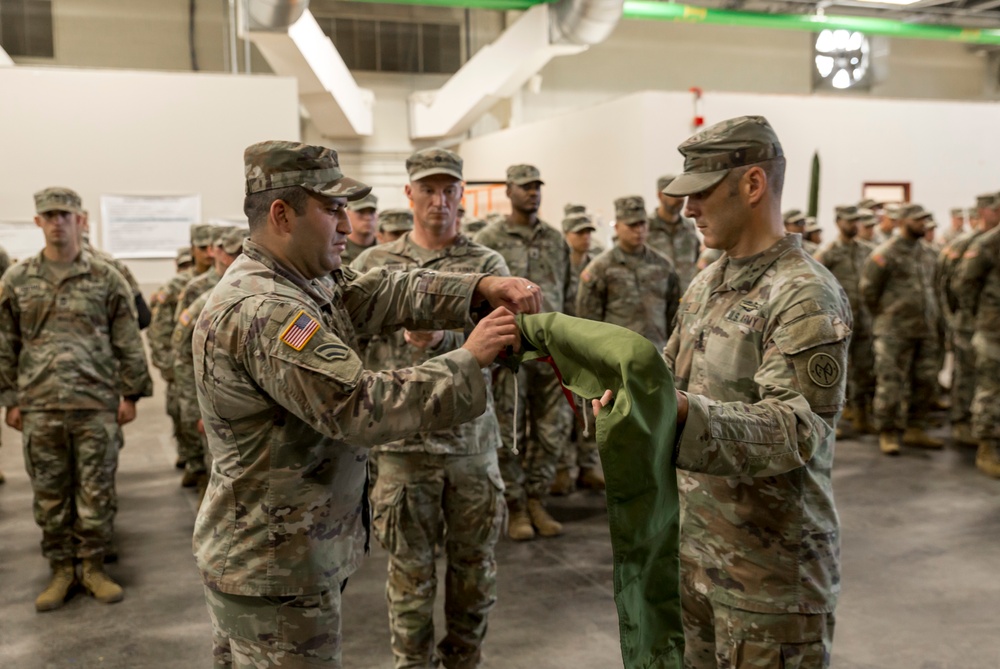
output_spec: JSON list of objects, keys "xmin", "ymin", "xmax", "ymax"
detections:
[
  {"xmin": 193, "ymin": 140, "xmax": 538, "ymax": 668},
  {"xmin": 1, "ymin": 186, "xmax": 153, "ymax": 611},
  {"xmin": 352, "ymin": 147, "xmax": 510, "ymax": 669},
  {"xmin": 562, "ymin": 210, "xmax": 598, "ymax": 318},
  {"xmin": 953, "ymin": 191, "xmax": 1000, "ymax": 477},
  {"xmin": 856, "ymin": 208, "xmax": 878, "ymax": 243},
  {"xmin": 872, "ymin": 203, "xmax": 900, "ymax": 245},
  {"xmin": 474, "ymin": 164, "xmax": 573, "ymax": 541},
  {"xmin": 175, "ymin": 246, "xmax": 194, "ymax": 273},
  {"xmin": 944, "ymin": 207, "xmax": 966, "ymax": 244},
  {"xmin": 803, "ymin": 217, "xmax": 823, "ymax": 251},
  {"xmin": 343, "ymin": 192, "xmax": 379, "ymax": 266},
  {"xmin": 861, "ymin": 203, "xmax": 944, "ymax": 454},
  {"xmin": 375, "ymin": 208, "xmax": 414, "ymax": 244},
  {"xmin": 648, "ymin": 175, "xmax": 700, "ymax": 292},
  {"xmin": 657, "ymin": 115, "xmax": 850, "ymax": 667}
]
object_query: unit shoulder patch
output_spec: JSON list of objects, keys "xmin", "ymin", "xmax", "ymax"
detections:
[{"xmin": 807, "ymin": 351, "xmax": 841, "ymax": 388}]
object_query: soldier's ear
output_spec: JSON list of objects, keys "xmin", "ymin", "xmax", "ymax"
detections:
[
  {"xmin": 744, "ymin": 166, "xmax": 767, "ymax": 206},
  {"xmin": 269, "ymin": 198, "xmax": 297, "ymax": 235}
]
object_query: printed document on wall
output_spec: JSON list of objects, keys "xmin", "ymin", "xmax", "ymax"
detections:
[
  {"xmin": 100, "ymin": 194, "xmax": 201, "ymax": 259},
  {"xmin": 0, "ymin": 221, "xmax": 44, "ymax": 262}
]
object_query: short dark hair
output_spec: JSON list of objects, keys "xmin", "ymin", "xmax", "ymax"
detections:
[
  {"xmin": 243, "ymin": 186, "xmax": 310, "ymax": 230},
  {"xmin": 726, "ymin": 157, "xmax": 786, "ymax": 199}
]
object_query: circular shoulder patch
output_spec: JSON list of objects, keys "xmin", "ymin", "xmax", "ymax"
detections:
[{"xmin": 807, "ymin": 352, "xmax": 842, "ymax": 388}]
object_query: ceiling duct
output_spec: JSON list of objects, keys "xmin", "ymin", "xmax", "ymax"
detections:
[
  {"xmin": 248, "ymin": 0, "xmax": 310, "ymax": 31},
  {"xmin": 551, "ymin": 0, "xmax": 624, "ymax": 45}
]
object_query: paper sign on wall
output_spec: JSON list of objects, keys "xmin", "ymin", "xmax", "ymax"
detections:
[
  {"xmin": 0, "ymin": 221, "xmax": 44, "ymax": 263},
  {"xmin": 100, "ymin": 194, "xmax": 201, "ymax": 259}
]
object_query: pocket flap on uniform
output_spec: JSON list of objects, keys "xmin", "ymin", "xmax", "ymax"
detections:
[{"xmin": 772, "ymin": 313, "xmax": 850, "ymax": 356}]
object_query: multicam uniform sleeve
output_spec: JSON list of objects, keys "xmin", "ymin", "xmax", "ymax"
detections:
[
  {"xmin": 148, "ymin": 283, "xmax": 180, "ymax": 378},
  {"xmin": 107, "ymin": 271, "xmax": 153, "ymax": 399},
  {"xmin": 859, "ymin": 248, "xmax": 890, "ymax": 316},
  {"xmin": 241, "ymin": 300, "xmax": 488, "ymax": 447},
  {"xmin": 0, "ymin": 276, "xmax": 21, "ymax": 407},
  {"xmin": 674, "ymin": 296, "xmax": 852, "ymax": 479},
  {"xmin": 954, "ymin": 237, "xmax": 995, "ymax": 314},
  {"xmin": 575, "ymin": 260, "xmax": 606, "ymax": 323}
]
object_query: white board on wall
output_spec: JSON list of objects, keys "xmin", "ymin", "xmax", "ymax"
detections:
[
  {"xmin": 100, "ymin": 194, "xmax": 201, "ymax": 259},
  {"xmin": 0, "ymin": 221, "xmax": 43, "ymax": 262}
]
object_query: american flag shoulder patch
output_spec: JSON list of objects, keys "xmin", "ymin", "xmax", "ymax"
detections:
[
  {"xmin": 280, "ymin": 310, "xmax": 321, "ymax": 351},
  {"xmin": 179, "ymin": 309, "xmax": 192, "ymax": 327}
]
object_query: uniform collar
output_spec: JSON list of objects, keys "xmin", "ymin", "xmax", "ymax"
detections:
[
  {"xmin": 387, "ymin": 231, "xmax": 476, "ymax": 262},
  {"xmin": 242, "ymin": 239, "xmax": 334, "ymax": 308},
  {"xmin": 712, "ymin": 234, "xmax": 799, "ymax": 294},
  {"xmin": 25, "ymin": 248, "xmax": 91, "ymax": 281}
]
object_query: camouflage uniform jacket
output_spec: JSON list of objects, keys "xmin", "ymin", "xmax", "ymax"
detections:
[
  {"xmin": 177, "ymin": 265, "xmax": 221, "ymax": 316},
  {"xmin": 815, "ymin": 238, "xmax": 874, "ymax": 336},
  {"xmin": 149, "ymin": 267, "xmax": 197, "ymax": 377},
  {"xmin": 565, "ymin": 250, "xmax": 596, "ymax": 318},
  {"xmin": 647, "ymin": 211, "xmax": 700, "ymax": 292},
  {"xmin": 474, "ymin": 217, "xmax": 570, "ymax": 313},
  {"xmin": 341, "ymin": 237, "xmax": 376, "ymax": 268},
  {"xmin": 956, "ymin": 224, "xmax": 1000, "ymax": 333},
  {"xmin": 351, "ymin": 232, "xmax": 508, "ymax": 455},
  {"xmin": 85, "ymin": 241, "xmax": 142, "ymax": 296},
  {"xmin": 192, "ymin": 240, "xmax": 490, "ymax": 596},
  {"xmin": 0, "ymin": 244, "xmax": 10, "ymax": 277},
  {"xmin": 860, "ymin": 236, "xmax": 940, "ymax": 339},
  {"xmin": 664, "ymin": 234, "xmax": 851, "ymax": 614},
  {"xmin": 937, "ymin": 230, "xmax": 981, "ymax": 332},
  {"xmin": 0, "ymin": 249, "xmax": 153, "ymax": 411},
  {"xmin": 171, "ymin": 288, "xmax": 212, "ymax": 413},
  {"xmin": 576, "ymin": 244, "xmax": 681, "ymax": 352}
]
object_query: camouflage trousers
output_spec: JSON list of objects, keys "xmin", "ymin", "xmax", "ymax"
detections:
[
  {"xmin": 21, "ymin": 409, "xmax": 121, "ymax": 561},
  {"xmin": 372, "ymin": 451, "xmax": 506, "ymax": 669},
  {"xmin": 950, "ymin": 328, "xmax": 977, "ymax": 425},
  {"xmin": 681, "ymin": 567, "xmax": 834, "ymax": 669},
  {"xmin": 846, "ymin": 330, "xmax": 875, "ymax": 411},
  {"xmin": 872, "ymin": 336, "xmax": 941, "ymax": 432},
  {"xmin": 166, "ymin": 380, "xmax": 181, "ymax": 447},
  {"xmin": 178, "ymin": 388, "xmax": 208, "ymax": 474},
  {"xmin": 205, "ymin": 585, "xmax": 344, "ymax": 668},
  {"xmin": 971, "ymin": 333, "xmax": 1000, "ymax": 440},
  {"xmin": 558, "ymin": 406, "xmax": 600, "ymax": 472},
  {"xmin": 494, "ymin": 362, "xmax": 572, "ymax": 505}
]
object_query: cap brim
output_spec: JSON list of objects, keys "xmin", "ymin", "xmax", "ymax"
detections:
[
  {"xmin": 310, "ymin": 176, "xmax": 373, "ymax": 202},
  {"xmin": 617, "ymin": 216, "xmax": 646, "ymax": 225},
  {"xmin": 567, "ymin": 224, "xmax": 596, "ymax": 234},
  {"xmin": 410, "ymin": 168, "xmax": 464, "ymax": 182},
  {"xmin": 37, "ymin": 205, "xmax": 83, "ymax": 214},
  {"xmin": 510, "ymin": 178, "xmax": 545, "ymax": 186},
  {"xmin": 381, "ymin": 224, "xmax": 413, "ymax": 233},
  {"xmin": 662, "ymin": 169, "xmax": 729, "ymax": 197}
]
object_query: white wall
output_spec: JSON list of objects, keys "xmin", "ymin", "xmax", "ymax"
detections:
[
  {"xmin": 459, "ymin": 90, "xmax": 1000, "ymax": 245},
  {"xmin": 0, "ymin": 67, "xmax": 299, "ymax": 288}
]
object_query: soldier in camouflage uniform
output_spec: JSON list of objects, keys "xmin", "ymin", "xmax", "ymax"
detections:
[
  {"xmin": 375, "ymin": 208, "xmax": 414, "ymax": 244},
  {"xmin": 342, "ymin": 192, "xmax": 378, "ymax": 266},
  {"xmin": 351, "ymin": 148, "xmax": 509, "ymax": 669},
  {"xmin": 944, "ymin": 207, "xmax": 965, "ymax": 244},
  {"xmin": 871, "ymin": 204, "xmax": 900, "ymax": 245},
  {"xmin": 860, "ymin": 204, "xmax": 944, "ymax": 455},
  {"xmin": 474, "ymin": 164, "xmax": 573, "ymax": 541},
  {"xmin": 648, "ymin": 175, "xmax": 700, "ymax": 292},
  {"xmin": 0, "ymin": 243, "xmax": 10, "ymax": 485},
  {"xmin": 79, "ymin": 210, "xmax": 152, "ymax": 329},
  {"xmin": 171, "ymin": 227, "xmax": 249, "ymax": 498},
  {"xmin": 954, "ymin": 192, "xmax": 1000, "ymax": 478},
  {"xmin": 0, "ymin": 187, "xmax": 152, "ymax": 612},
  {"xmin": 662, "ymin": 116, "xmax": 850, "ymax": 668},
  {"xmin": 804, "ymin": 217, "xmax": 823, "ymax": 250},
  {"xmin": 815, "ymin": 206, "xmax": 876, "ymax": 435},
  {"xmin": 149, "ymin": 223, "xmax": 214, "ymax": 468},
  {"xmin": 856, "ymin": 208, "xmax": 878, "ymax": 243},
  {"xmin": 193, "ymin": 140, "xmax": 538, "ymax": 668},
  {"xmin": 937, "ymin": 200, "xmax": 991, "ymax": 446}
]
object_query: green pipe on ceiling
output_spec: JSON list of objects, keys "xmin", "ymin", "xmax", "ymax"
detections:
[{"xmin": 345, "ymin": 0, "xmax": 1000, "ymax": 45}]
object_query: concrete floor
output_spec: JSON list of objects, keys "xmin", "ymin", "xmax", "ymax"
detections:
[{"xmin": 1, "ymin": 391, "xmax": 999, "ymax": 669}]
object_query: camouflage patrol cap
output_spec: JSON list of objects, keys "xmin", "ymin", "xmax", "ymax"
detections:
[
  {"xmin": 975, "ymin": 192, "xmax": 1000, "ymax": 208},
  {"xmin": 664, "ymin": 115, "xmax": 783, "ymax": 197},
  {"xmin": 507, "ymin": 164, "xmax": 544, "ymax": 186},
  {"xmin": 564, "ymin": 203, "xmax": 587, "ymax": 216},
  {"xmin": 857, "ymin": 208, "xmax": 878, "ymax": 226},
  {"xmin": 897, "ymin": 204, "xmax": 930, "ymax": 221},
  {"xmin": 210, "ymin": 225, "xmax": 234, "ymax": 245},
  {"xmin": 950, "ymin": 207, "xmax": 964, "ymax": 218},
  {"xmin": 218, "ymin": 227, "xmax": 250, "ymax": 255},
  {"xmin": 967, "ymin": 207, "xmax": 979, "ymax": 218},
  {"xmin": 804, "ymin": 218, "xmax": 822, "ymax": 234},
  {"xmin": 858, "ymin": 198, "xmax": 884, "ymax": 210},
  {"xmin": 347, "ymin": 193, "xmax": 378, "ymax": 212},
  {"xmin": 657, "ymin": 174, "xmax": 677, "ymax": 193},
  {"xmin": 34, "ymin": 187, "xmax": 83, "ymax": 214},
  {"xmin": 190, "ymin": 224, "xmax": 214, "ymax": 247},
  {"xmin": 176, "ymin": 247, "xmax": 193, "ymax": 267},
  {"xmin": 783, "ymin": 210, "xmax": 806, "ymax": 227},
  {"xmin": 835, "ymin": 205, "xmax": 858, "ymax": 220},
  {"xmin": 406, "ymin": 148, "xmax": 463, "ymax": 182},
  {"xmin": 615, "ymin": 196, "xmax": 647, "ymax": 225},
  {"xmin": 378, "ymin": 208, "xmax": 414, "ymax": 233},
  {"xmin": 883, "ymin": 203, "xmax": 903, "ymax": 220},
  {"xmin": 562, "ymin": 213, "xmax": 596, "ymax": 234},
  {"xmin": 463, "ymin": 217, "xmax": 488, "ymax": 235},
  {"xmin": 924, "ymin": 217, "xmax": 938, "ymax": 229},
  {"xmin": 244, "ymin": 140, "xmax": 371, "ymax": 201}
]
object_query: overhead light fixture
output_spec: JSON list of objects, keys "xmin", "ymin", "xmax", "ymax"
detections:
[{"xmin": 850, "ymin": 0, "xmax": 922, "ymax": 5}]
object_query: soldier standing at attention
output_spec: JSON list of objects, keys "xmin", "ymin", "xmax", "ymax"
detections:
[
  {"xmin": 872, "ymin": 204, "xmax": 899, "ymax": 245},
  {"xmin": 341, "ymin": 192, "xmax": 378, "ymax": 266},
  {"xmin": 815, "ymin": 206, "xmax": 876, "ymax": 435},
  {"xmin": 954, "ymin": 191, "xmax": 1000, "ymax": 477},
  {"xmin": 561, "ymin": 208, "xmax": 598, "ymax": 318},
  {"xmin": 474, "ymin": 164, "xmax": 572, "ymax": 541},
  {"xmin": 192, "ymin": 141, "xmax": 538, "ymax": 668},
  {"xmin": 803, "ymin": 217, "xmax": 823, "ymax": 252},
  {"xmin": 352, "ymin": 148, "xmax": 509, "ymax": 669},
  {"xmin": 659, "ymin": 116, "xmax": 851, "ymax": 668},
  {"xmin": 647, "ymin": 175, "xmax": 700, "ymax": 292},
  {"xmin": 944, "ymin": 207, "xmax": 965, "ymax": 244},
  {"xmin": 0, "ymin": 187, "xmax": 152, "ymax": 611},
  {"xmin": 856, "ymin": 209, "xmax": 878, "ymax": 243},
  {"xmin": 860, "ymin": 204, "xmax": 944, "ymax": 455}
]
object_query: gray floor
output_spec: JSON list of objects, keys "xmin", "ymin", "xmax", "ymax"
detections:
[{"xmin": 1, "ymin": 389, "xmax": 999, "ymax": 669}]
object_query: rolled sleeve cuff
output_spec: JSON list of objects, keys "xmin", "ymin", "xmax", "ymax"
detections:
[{"xmin": 673, "ymin": 391, "xmax": 713, "ymax": 472}]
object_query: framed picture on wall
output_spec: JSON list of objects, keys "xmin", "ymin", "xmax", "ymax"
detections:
[{"xmin": 863, "ymin": 182, "xmax": 910, "ymax": 205}]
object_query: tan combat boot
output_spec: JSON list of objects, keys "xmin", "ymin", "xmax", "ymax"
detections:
[
  {"xmin": 35, "ymin": 559, "xmax": 77, "ymax": 612},
  {"xmin": 577, "ymin": 467, "xmax": 606, "ymax": 492},
  {"xmin": 180, "ymin": 468, "xmax": 200, "ymax": 488},
  {"xmin": 507, "ymin": 503, "xmax": 535, "ymax": 541},
  {"xmin": 902, "ymin": 427, "xmax": 944, "ymax": 449},
  {"xmin": 81, "ymin": 558, "xmax": 124, "ymax": 604},
  {"xmin": 976, "ymin": 441, "xmax": 1000, "ymax": 479},
  {"xmin": 951, "ymin": 423, "xmax": 977, "ymax": 447},
  {"xmin": 879, "ymin": 432, "xmax": 901, "ymax": 456},
  {"xmin": 549, "ymin": 468, "xmax": 575, "ymax": 496},
  {"xmin": 526, "ymin": 498, "xmax": 563, "ymax": 538}
]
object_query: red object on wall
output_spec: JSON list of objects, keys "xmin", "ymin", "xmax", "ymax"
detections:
[{"xmin": 689, "ymin": 87, "xmax": 704, "ymax": 129}]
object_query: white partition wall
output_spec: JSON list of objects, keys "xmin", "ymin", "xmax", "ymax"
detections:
[
  {"xmin": 460, "ymin": 90, "xmax": 1000, "ymax": 245},
  {"xmin": 0, "ymin": 67, "xmax": 299, "ymax": 285}
]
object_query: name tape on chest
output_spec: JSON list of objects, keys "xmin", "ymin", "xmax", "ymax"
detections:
[{"xmin": 280, "ymin": 310, "xmax": 321, "ymax": 351}]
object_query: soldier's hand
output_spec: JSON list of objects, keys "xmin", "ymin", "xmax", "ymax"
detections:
[
  {"xmin": 5, "ymin": 406, "xmax": 22, "ymax": 432},
  {"xmin": 117, "ymin": 399, "xmax": 137, "ymax": 426},
  {"xmin": 475, "ymin": 276, "xmax": 542, "ymax": 315},
  {"xmin": 197, "ymin": 419, "xmax": 205, "ymax": 435},
  {"xmin": 463, "ymin": 307, "xmax": 520, "ymax": 368},
  {"xmin": 592, "ymin": 390, "xmax": 612, "ymax": 417},
  {"xmin": 404, "ymin": 330, "xmax": 444, "ymax": 350},
  {"xmin": 676, "ymin": 391, "xmax": 689, "ymax": 428}
]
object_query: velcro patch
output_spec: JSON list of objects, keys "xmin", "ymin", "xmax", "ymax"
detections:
[
  {"xmin": 315, "ymin": 342, "xmax": 350, "ymax": 362},
  {"xmin": 807, "ymin": 352, "xmax": 842, "ymax": 388},
  {"xmin": 280, "ymin": 310, "xmax": 321, "ymax": 351}
]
